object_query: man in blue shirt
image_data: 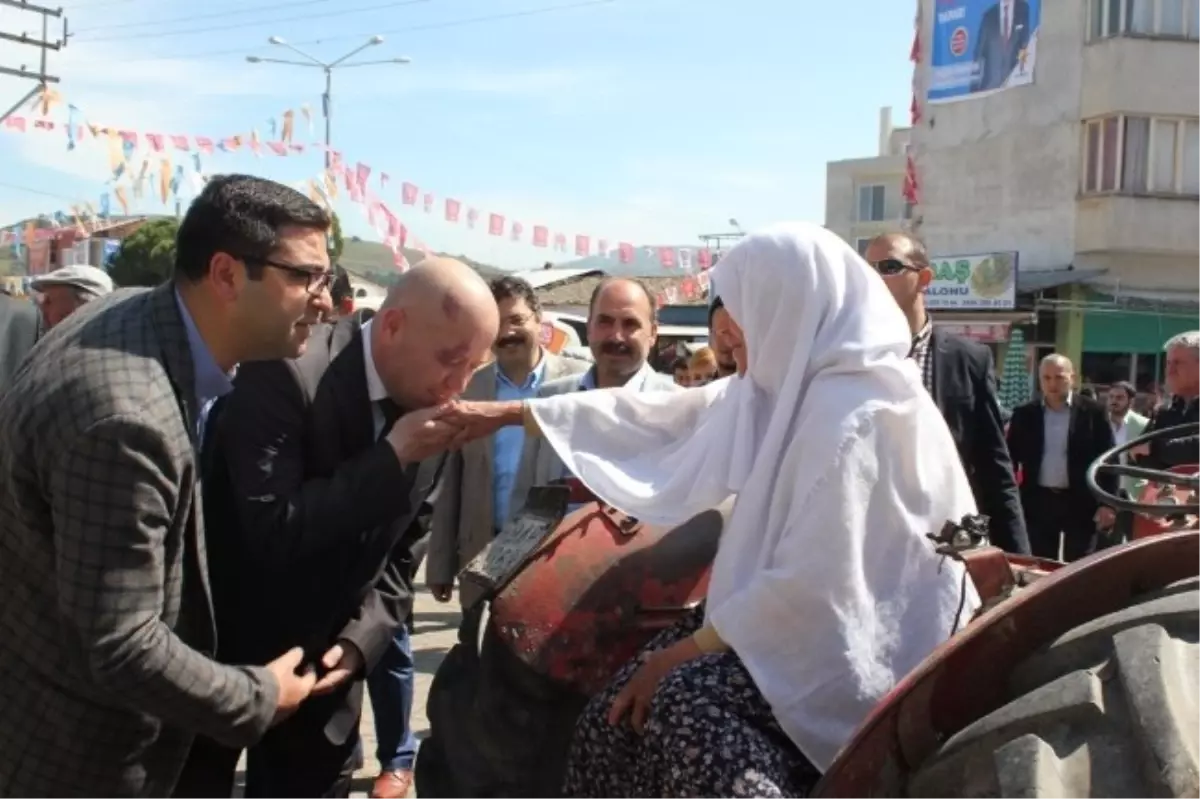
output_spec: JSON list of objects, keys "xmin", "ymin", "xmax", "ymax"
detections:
[{"xmin": 427, "ymin": 276, "xmax": 588, "ymax": 609}]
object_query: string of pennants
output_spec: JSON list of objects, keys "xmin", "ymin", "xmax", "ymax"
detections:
[{"xmin": 3, "ymin": 88, "xmax": 718, "ymax": 306}]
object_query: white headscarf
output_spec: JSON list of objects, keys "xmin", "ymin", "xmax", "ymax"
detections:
[{"xmin": 529, "ymin": 222, "xmax": 980, "ymax": 771}]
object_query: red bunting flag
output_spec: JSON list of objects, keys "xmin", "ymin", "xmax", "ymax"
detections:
[
  {"xmin": 119, "ymin": 130, "xmax": 137, "ymax": 147},
  {"xmin": 401, "ymin": 182, "xmax": 419, "ymax": 205},
  {"xmin": 146, "ymin": 133, "xmax": 165, "ymax": 152},
  {"xmin": 169, "ymin": 134, "xmax": 189, "ymax": 151},
  {"xmin": 698, "ymin": 249, "xmax": 713, "ymax": 271},
  {"xmin": 574, "ymin": 234, "xmax": 590, "ymax": 256},
  {"xmin": 445, "ymin": 198, "xmax": 461, "ymax": 222},
  {"xmin": 553, "ymin": 233, "xmax": 566, "ymax": 252},
  {"xmin": 533, "ymin": 226, "xmax": 549, "ymax": 247},
  {"xmin": 902, "ymin": 153, "xmax": 920, "ymax": 205},
  {"xmin": 195, "ymin": 136, "xmax": 214, "ymax": 154},
  {"xmin": 618, "ymin": 242, "xmax": 634, "ymax": 264},
  {"xmin": 422, "ymin": 193, "xmax": 434, "ymax": 213},
  {"xmin": 488, "ymin": 213, "xmax": 505, "ymax": 236},
  {"xmin": 658, "ymin": 247, "xmax": 676, "ymax": 268}
]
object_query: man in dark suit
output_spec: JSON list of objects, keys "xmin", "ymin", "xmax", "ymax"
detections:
[
  {"xmin": 971, "ymin": 0, "xmax": 1032, "ymax": 93},
  {"xmin": 0, "ymin": 174, "xmax": 331, "ymax": 796},
  {"xmin": 1006, "ymin": 354, "xmax": 1117, "ymax": 561},
  {"xmin": 866, "ymin": 234, "xmax": 1029, "ymax": 555},
  {"xmin": 176, "ymin": 257, "xmax": 499, "ymax": 798},
  {"xmin": 1132, "ymin": 331, "xmax": 1199, "ymax": 469},
  {"xmin": 0, "ymin": 290, "xmax": 39, "ymax": 393}
]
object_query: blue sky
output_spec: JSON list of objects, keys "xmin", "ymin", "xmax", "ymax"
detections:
[{"xmin": 0, "ymin": 0, "xmax": 916, "ymax": 269}]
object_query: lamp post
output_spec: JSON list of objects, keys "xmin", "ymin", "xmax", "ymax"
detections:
[{"xmin": 246, "ymin": 36, "xmax": 411, "ymax": 168}]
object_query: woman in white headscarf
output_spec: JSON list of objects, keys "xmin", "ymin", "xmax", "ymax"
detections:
[{"xmin": 446, "ymin": 222, "xmax": 981, "ymax": 797}]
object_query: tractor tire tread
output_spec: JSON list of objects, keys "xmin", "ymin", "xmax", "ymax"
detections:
[{"xmin": 905, "ymin": 578, "xmax": 1199, "ymax": 798}]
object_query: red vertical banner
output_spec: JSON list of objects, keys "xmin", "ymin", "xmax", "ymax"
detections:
[
  {"xmin": 195, "ymin": 136, "xmax": 214, "ymax": 154},
  {"xmin": 488, "ymin": 213, "xmax": 505, "ymax": 236},
  {"xmin": 467, "ymin": 208, "xmax": 479, "ymax": 229},
  {"xmin": 401, "ymin": 182, "xmax": 419, "ymax": 205},
  {"xmin": 169, "ymin": 134, "xmax": 190, "ymax": 151},
  {"xmin": 658, "ymin": 247, "xmax": 677, "ymax": 268},
  {"xmin": 553, "ymin": 233, "xmax": 566, "ymax": 252},
  {"xmin": 422, "ymin": 193, "xmax": 434, "ymax": 213},
  {"xmin": 698, "ymin": 249, "xmax": 713, "ymax": 271},
  {"xmin": 445, "ymin": 198, "xmax": 461, "ymax": 222},
  {"xmin": 574, "ymin": 234, "xmax": 590, "ymax": 256},
  {"xmin": 532, "ymin": 226, "xmax": 549, "ymax": 247},
  {"xmin": 511, "ymin": 221, "xmax": 524, "ymax": 241},
  {"xmin": 145, "ymin": 133, "xmax": 165, "ymax": 152},
  {"xmin": 618, "ymin": 242, "xmax": 634, "ymax": 264}
]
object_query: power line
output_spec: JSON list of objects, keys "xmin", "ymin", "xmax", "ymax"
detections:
[
  {"xmin": 73, "ymin": 0, "xmax": 336, "ymax": 34},
  {"xmin": 72, "ymin": 0, "xmax": 439, "ymax": 42},
  {"xmin": 0, "ymin": 180, "xmax": 83, "ymax": 203},
  {"xmin": 69, "ymin": 0, "xmax": 617, "ymax": 60}
]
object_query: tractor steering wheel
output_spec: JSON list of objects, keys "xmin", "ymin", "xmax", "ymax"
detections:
[{"xmin": 1086, "ymin": 421, "xmax": 1200, "ymax": 515}]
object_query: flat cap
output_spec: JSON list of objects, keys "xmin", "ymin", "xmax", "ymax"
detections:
[{"xmin": 30, "ymin": 264, "xmax": 114, "ymax": 297}]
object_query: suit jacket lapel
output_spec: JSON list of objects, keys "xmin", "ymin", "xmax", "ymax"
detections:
[
  {"xmin": 147, "ymin": 283, "xmax": 200, "ymax": 446},
  {"xmin": 930, "ymin": 327, "xmax": 950, "ymax": 409},
  {"xmin": 326, "ymin": 323, "xmax": 374, "ymax": 456}
]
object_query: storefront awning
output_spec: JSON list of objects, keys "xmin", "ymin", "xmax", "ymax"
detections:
[{"xmin": 1017, "ymin": 267, "xmax": 1107, "ymax": 294}]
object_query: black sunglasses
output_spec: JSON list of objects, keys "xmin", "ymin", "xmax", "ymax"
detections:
[
  {"xmin": 246, "ymin": 256, "xmax": 334, "ymax": 296},
  {"xmin": 871, "ymin": 258, "xmax": 923, "ymax": 277}
]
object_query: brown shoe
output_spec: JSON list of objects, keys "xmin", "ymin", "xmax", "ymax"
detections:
[{"xmin": 370, "ymin": 769, "xmax": 413, "ymax": 799}]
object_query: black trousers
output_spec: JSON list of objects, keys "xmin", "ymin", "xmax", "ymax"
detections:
[
  {"xmin": 1025, "ymin": 486, "xmax": 1097, "ymax": 563},
  {"xmin": 173, "ymin": 717, "xmax": 362, "ymax": 798}
]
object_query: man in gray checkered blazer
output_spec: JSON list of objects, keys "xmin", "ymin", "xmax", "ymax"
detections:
[{"xmin": 0, "ymin": 175, "xmax": 339, "ymax": 796}]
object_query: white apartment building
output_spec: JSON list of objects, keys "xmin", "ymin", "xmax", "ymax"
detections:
[
  {"xmin": 824, "ymin": 107, "xmax": 913, "ymax": 257},
  {"xmin": 908, "ymin": 0, "xmax": 1199, "ymax": 388}
]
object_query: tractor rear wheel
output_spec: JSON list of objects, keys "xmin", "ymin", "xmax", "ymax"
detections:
[{"xmin": 906, "ymin": 577, "xmax": 1199, "ymax": 797}]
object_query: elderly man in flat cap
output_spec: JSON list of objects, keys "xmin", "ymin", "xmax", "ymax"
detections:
[{"xmin": 31, "ymin": 264, "xmax": 114, "ymax": 331}]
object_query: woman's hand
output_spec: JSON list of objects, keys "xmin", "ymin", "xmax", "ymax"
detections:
[{"xmin": 607, "ymin": 637, "xmax": 702, "ymax": 733}]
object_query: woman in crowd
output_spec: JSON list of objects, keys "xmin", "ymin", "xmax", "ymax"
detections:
[{"xmin": 521, "ymin": 222, "xmax": 981, "ymax": 797}]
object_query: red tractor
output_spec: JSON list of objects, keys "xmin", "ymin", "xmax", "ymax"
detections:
[{"xmin": 416, "ymin": 423, "xmax": 1199, "ymax": 797}]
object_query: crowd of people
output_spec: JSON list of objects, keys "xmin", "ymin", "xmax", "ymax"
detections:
[{"xmin": 0, "ymin": 173, "xmax": 1195, "ymax": 798}]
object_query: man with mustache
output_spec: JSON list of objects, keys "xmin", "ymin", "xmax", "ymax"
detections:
[
  {"xmin": 428, "ymin": 275, "xmax": 587, "ymax": 610},
  {"xmin": 175, "ymin": 258, "xmax": 498, "ymax": 798},
  {"xmin": 508, "ymin": 277, "xmax": 679, "ymax": 517}
]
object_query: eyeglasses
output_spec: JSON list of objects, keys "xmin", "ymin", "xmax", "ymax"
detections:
[
  {"xmin": 246, "ymin": 256, "xmax": 334, "ymax": 296},
  {"xmin": 870, "ymin": 258, "xmax": 923, "ymax": 276}
]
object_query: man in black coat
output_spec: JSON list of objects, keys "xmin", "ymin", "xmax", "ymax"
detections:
[
  {"xmin": 866, "ymin": 234, "xmax": 1029, "ymax": 555},
  {"xmin": 0, "ymin": 290, "xmax": 39, "ymax": 393},
  {"xmin": 1133, "ymin": 331, "xmax": 1199, "ymax": 469},
  {"xmin": 1006, "ymin": 354, "xmax": 1117, "ymax": 561},
  {"xmin": 174, "ymin": 258, "xmax": 498, "ymax": 798}
]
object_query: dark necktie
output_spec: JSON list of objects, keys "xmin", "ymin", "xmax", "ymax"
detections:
[{"xmin": 378, "ymin": 398, "xmax": 402, "ymax": 440}]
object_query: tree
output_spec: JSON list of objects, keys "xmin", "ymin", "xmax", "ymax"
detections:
[
  {"xmin": 328, "ymin": 211, "xmax": 344, "ymax": 261},
  {"xmin": 109, "ymin": 218, "xmax": 178, "ymax": 287}
]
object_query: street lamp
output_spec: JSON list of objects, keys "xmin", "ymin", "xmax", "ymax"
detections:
[{"xmin": 246, "ymin": 35, "xmax": 412, "ymax": 168}]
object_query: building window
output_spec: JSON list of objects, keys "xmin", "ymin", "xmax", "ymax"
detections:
[
  {"xmin": 855, "ymin": 237, "xmax": 872, "ymax": 256},
  {"xmin": 856, "ymin": 184, "xmax": 886, "ymax": 222},
  {"xmin": 1083, "ymin": 114, "xmax": 1200, "ymax": 196},
  {"xmin": 1088, "ymin": 0, "xmax": 1200, "ymax": 38}
]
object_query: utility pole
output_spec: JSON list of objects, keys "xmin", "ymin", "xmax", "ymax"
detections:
[{"xmin": 0, "ymin": 0, "xmax": 68, "ymax": 126}]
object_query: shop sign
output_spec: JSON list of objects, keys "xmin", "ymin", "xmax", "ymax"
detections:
[
  {"xmin": 935, "ymin": 321, "xmax": 1012, "ymax": 343},
  {"xmin": 926, "ymin": 251, "xmax": 1018, "ymax": 310}
]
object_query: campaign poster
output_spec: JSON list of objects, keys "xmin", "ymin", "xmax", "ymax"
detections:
[{"xmin": 927, "ymin": 0, "xmax": 1041, "ymax": 104}]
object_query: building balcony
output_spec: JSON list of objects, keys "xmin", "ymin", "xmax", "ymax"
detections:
[
  {"xmin": 1081, "ymin": 37, "xmax": 1200, "ymax": 118},
  {"xmin": 1076, "ymin": 193, "xmax": 1199, "ymax": 254}
]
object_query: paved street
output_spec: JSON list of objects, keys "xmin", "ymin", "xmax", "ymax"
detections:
[{"xmin": 234, "ymin": 566, "xmax": 461, "ymax": 798}]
